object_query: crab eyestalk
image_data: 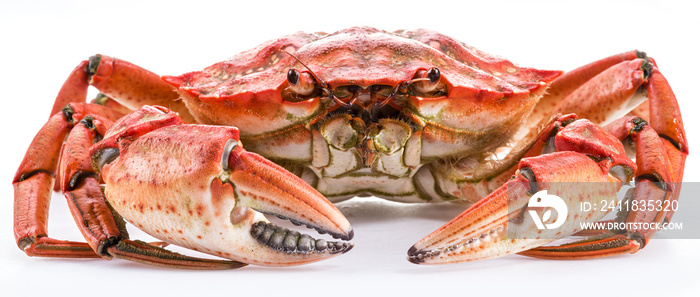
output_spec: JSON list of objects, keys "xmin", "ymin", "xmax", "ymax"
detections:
[
  {"xmin": 409, "ymin": 67, "xmax": 446, "ymax": 95},
  {"xmin": 286, "ymin": 68, "xmax": 317, "ymax": 96}
]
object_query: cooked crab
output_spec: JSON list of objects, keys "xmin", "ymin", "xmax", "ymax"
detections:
[{"xmin": 14, "ymin": 27, "xmax": 686, "ymax": 268}]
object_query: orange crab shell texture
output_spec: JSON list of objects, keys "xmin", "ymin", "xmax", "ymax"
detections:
[{"xmin": 162, "ymin": 27, "xmax": 562, "ymax": 132}]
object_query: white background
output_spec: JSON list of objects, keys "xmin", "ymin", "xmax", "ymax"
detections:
[{"xmin": 1, "ymin": 0, "xmax": 698, "ymax": 296}]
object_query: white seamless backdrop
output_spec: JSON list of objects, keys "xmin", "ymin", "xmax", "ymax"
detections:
[{"xmin": 1, "ymin": 1, "xmax": 698, "ymax": 296}]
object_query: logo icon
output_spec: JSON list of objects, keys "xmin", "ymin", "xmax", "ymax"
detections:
[{"xmin": 527, "ymin": 190, "xmax": 568, "ymax": 230}]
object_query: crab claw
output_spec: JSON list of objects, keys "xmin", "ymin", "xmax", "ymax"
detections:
[
  {"xmin": 97, "ymin": 106, "xmax": 353, "ymax": 266},
  {"xmin": 408, "ymin": 120, "xmax": 634, "ymax": 264},
  {"xmin": 223, "ymin": 142, "xmax": 355, "ymax": 265},
  {"xmin": 409, "ymin": 153, "xmax": 622, "ymax": 264}
]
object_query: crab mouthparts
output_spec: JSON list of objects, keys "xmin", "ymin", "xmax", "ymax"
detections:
[{"xmin": 340, "ymin": 101, "xmax": 407, "ymax": 125}]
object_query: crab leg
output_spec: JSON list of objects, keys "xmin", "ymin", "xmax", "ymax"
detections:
[
  {"xmin": 15, "ymin": 104, "xmax": 244, "ymax": 268},
  {"xmin": 49, "ymin": 61, "xmax": 90, "ymax": 119},
  {"xmin": 519, "ymin": 61, "xmax": 687, "ymax": 259},
  {"xmin": 14, "ymin": 104, "xmax": 121, "ymax": 257},
  {"xmin": 643, "ymin": 65, "xmax": 687, "ymax": 180},
  {"xmin": 91, "ymin": 93, "xmax": 133, "ymax": 115},
  {"xmin": 14, "ymin": 104, "xmax": 226, "ymax": 266},
  {"xmin": 17, "ymin": 103, "xmax": 353, "ymax": 268},
  {"xmin": 15, "ymin": 104, "xmax": 247, "ymax": 268},
  {"xmin": 545, "ymin": 53, "xmax": 687, "ymax": 182},
  {"xmin": 454, "ymin": 53, "xmax": 650, "ymax": 203},
  {"xmin": 519, "ymin": 119, "xmax": 674, "ymax": 258},
  {"xmin": 91, "ymin": 106, "xmax": 352, "ymax": 267},
  {"xmin": 526, "ymin": 50, "xmax": 641, "ymax": 124},
  {"xmin": 409, "ymin": 53, "xmax": 686, "ymax": 263},
  {"xmin": 408, "ymin": 116, "xmax": 635, "ymax": 263},
  {"xmin": 49, "ymin": 55, "xmax": 195, "ymax": 123},
  {"xmin": 58, "ymin": 108, "xmax": 247, "ymax": 269}
]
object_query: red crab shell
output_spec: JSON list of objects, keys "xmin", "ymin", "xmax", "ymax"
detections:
[{"xmin": 163, "ymin": 27, "xmax": 561, "ymax": 140}]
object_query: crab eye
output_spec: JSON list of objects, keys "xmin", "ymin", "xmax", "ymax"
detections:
[
  {"xmin": 427, "ymin": 67, "xmax": 440, "ymax": 84},
  {"xmin": 410, "ymin": 67, "xmax": 447, "ymax": 97},
  {"xmin": 287, "ymin": 69, "xmax": 300, "ymax": 85},
  {"xmin": 284, "ymin": 68, "xmax": 317, "ymax": 99}
]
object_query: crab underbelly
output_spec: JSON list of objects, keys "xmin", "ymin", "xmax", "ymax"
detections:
[
  {"xmin": 239, "ymin": 114, "xmax": 429, "ymax": 201},
  {"xmin": 308, "ymin": 166, "xmax": 427, "ymax": 203},
  {"xmin": 238, "ymin": 113, "xmax": 509, "ymax": 203}
]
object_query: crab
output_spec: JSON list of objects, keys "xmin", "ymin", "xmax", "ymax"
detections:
[{"xmin": 14, "ymin": 27, "xmax": 686, "ymax": 268}]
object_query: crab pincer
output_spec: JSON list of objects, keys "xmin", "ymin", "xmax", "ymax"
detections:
[{"xmin": 15, "ymin": 105, "xmax": 353, "ymax": 268}]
